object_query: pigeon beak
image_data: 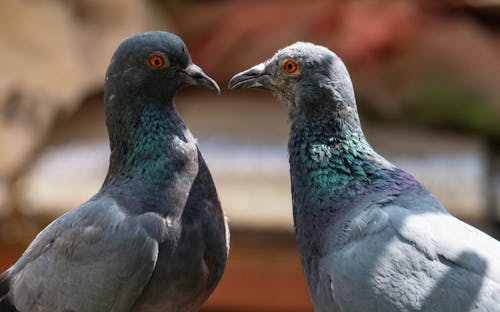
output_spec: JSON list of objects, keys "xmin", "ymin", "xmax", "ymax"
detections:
[
  {"xmin": 184, "ymin": 64, "xmax": 221, "ymax": 94},
  {"xmin": 228, "ymin": 62, "xmax": 271, "ymax": 91}
]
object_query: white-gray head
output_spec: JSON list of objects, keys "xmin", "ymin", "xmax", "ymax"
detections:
[{"xmin": 229, "ymin": 42, "xmax": 359, "ymax": 126}]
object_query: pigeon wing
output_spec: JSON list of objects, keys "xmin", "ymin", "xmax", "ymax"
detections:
[
  {"xmin": 320, "ymin": 194, "xmax": 500, "ymax": 311},
  {"xmin": 385, "ymin": 203, "xmax": 500, "ymax": 310},
  {"xmin": 6, "ymin": 196, "xmax": 166, "ymax": 312}
]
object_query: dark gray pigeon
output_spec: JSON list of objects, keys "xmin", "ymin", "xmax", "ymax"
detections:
[
  {"xmin": 229, "ymin": 42, "xmax": 500, "ymax": 311},
  {"xmin": 0, "ymin": 31, "xmax": 228, "ymax": 312}
]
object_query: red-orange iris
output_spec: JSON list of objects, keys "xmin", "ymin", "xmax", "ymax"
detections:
[
  {"xmin": 149, "ymin": 55, "xmax": 165, "ymax": 69},
  {"xmin": 283, "ymin": 60, "xmax": 298, "ymax": 73}
]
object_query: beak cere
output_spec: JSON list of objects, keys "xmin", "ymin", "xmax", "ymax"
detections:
[
  {"xmin": 184, "ymin": 64, "xmax": 221, "ymax": 94},
  {"xmin": 228, "ymin": 62, "xmax": 271, "ymax": 90}
]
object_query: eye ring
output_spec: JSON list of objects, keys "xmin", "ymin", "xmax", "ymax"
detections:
[
  {"xmin": 149, "ymin": 55, "xmax": 165, "ymax": 69},
  {"xmin": 283, "ymin": 59, "xmax": 298, "ymax": 74}
]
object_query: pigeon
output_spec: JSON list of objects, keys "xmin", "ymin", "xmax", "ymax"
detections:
[
  {"xmin": 0, "ymin": 31, "xmax": 228, "ymax": 312},
  {"xmin": 229, "ymin": 42, "xmax": 500, "ymax": 311}
]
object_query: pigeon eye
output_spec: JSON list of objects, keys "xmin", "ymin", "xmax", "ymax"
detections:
[
  {"xmin": 283, "ymin": 60, "xmax": 298, "ymax": 74},
  {"xmin": 149, "ymin": 55, "xmax": 165, "ymax": 69}
]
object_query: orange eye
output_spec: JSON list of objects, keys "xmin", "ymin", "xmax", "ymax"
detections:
[
  {"xmin": 283, "ymin": 60, "xmax": 298, "ymax": 73},
  {"xmin": 149, "ymin": 55, "xmax": 165, "ymax": 69}
]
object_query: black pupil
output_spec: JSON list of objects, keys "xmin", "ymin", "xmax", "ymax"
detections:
[
  {"xmin": 154, "ymin": 59, "xmax": 160, "ymax": 65},
  {"xmin": 287, "ymin": 63, "xmax": 293, "ymax": 70}
]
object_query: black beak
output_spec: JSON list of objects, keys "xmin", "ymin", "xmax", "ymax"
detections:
[
  {"xmin": 184, "ymin": 64, "xmax": 221, "ymax": 94},
  {"xmin": 228, "ymin": 62, "xmax": 271, "ymax": 90}
]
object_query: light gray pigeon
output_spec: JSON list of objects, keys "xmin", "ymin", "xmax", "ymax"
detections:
[
  {"xmin": 0, "ymin": 31, "xmax": 229, "ymax": 312},
  {"xmin": 229, "ymin": 42, "xmax": 500, "ymax": 311}
]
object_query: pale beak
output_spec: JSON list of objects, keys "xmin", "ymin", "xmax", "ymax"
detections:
[
  {"xmin": 184, "ymin": 64, "xmax": 220, "ymax": 94},
  {"xmin": 228, "ymin": 62, "xmax": 271, "ymax": 90}
]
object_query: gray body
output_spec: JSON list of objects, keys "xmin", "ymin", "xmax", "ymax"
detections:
[
  {"xmin": 3, "ymin": 154, "xmax": 227, "ymax": 312},
  {"xmin": 0, "ymin": 31, "xmax": 228, "ymax": 312},
  {"xmin": 229, "ymin": 42, "xmax": 500, "ymax": 311}
]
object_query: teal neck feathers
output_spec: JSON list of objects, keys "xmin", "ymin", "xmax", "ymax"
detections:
[
  {"xmin": 288, "ymin": 113, "xmax": 390, "ymax": 218},
  {"xmin": 305, "ymin": 131, "xmax": 378, "ymax": 194},
  {"xmin": 101, "ymin": 96, "xmax": 198, "ymax": 217}
]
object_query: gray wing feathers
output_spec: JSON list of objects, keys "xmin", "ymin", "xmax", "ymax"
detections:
[
  {"xmin": 320, "ymin": 193, "xmax": 500, "ymax": 311},
  {"xmin": 9, "ymin": 197, "xmax": 166, "ymax": 312}
]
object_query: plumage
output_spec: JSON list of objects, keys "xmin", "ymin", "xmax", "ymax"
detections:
[
  {"xmin": 229, "ymin": 42, "xmax": 500, "ymax": 311},
  {"xmin": 0, "ymin": 31, "xmax": 228, "ymax": 312}
]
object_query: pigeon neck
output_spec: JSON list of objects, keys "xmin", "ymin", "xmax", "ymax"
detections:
[
  {"xmin": 288, "ymin": 113, "xmax": 422, "ymax": 230},
  {"xmin": 101, "ymin": 96, "xmax": 199, "ymax": 217},
  {"xmin": 288, "ymin": 115, "xmax": 389, "ymax": 221}
]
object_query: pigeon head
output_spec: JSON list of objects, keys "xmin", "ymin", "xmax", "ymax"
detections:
[
  {"xmin": 105, "ymin": 31, "xmax": 220, "ymax": 101},
  {"xmin": 103, "ymin": 31, "xmax": 220, "ymax": 160},
  {"xmin": 229, "ymin": 42, "xmax": 357, "ymax": 125}
]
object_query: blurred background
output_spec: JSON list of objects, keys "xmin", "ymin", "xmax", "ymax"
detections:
[{"xmin": 0, "ymin": 0, "xmax": 499, "ymax": 311}]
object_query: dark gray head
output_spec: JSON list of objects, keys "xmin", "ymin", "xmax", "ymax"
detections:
[
  {"xmin": 229, "ymin": 42, "xmax": 358, "ymax": 125},
  {"xmin": 103, "ymin": 31, "xmax": 220, "ymax": 154},
  {"xmin": 105, "ymin": 31, "xmax": 219, "ymax": 103}
]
